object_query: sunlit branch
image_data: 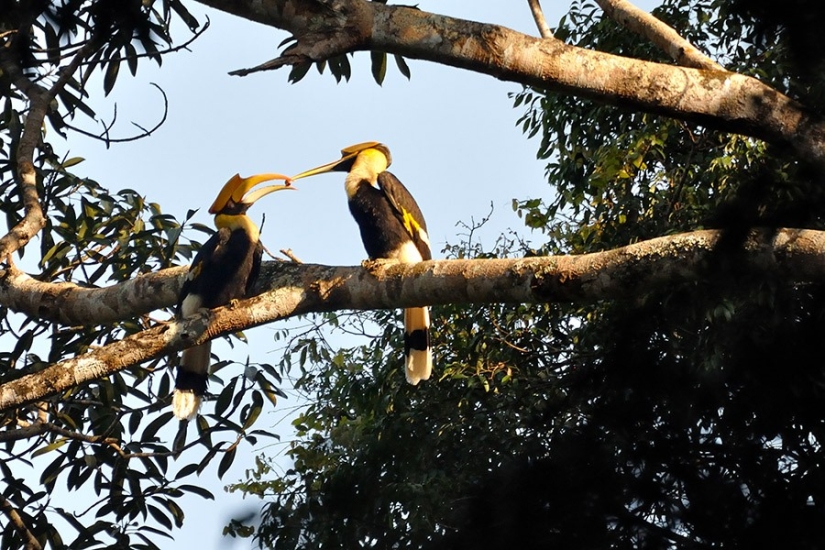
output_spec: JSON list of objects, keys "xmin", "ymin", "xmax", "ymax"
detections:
[
  {"xmin": 594, "ymin": 0, "xmax": 723, "ymax": 70},
  {"xmin": 0, "ymin": 263, "xmax": 186, "ymax": 325},
  {"xmin": 195, "ymin": 0, "xmax": 825, "ymax": 171},
  {"xmin": 1, "ymin": 228, "xmax": 825, "ymax": 411},
  {"xmin": 527, "ymin": 0, "xmax": 554, "ymax": 39}
]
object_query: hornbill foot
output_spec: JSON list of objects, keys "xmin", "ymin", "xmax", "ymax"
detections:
[{"xmin": 362, "ymin": 258, "xmax": 396, "ymax": 274}]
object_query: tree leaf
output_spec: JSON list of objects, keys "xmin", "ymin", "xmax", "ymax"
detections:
[
  {"xmin": 218, "ymin": 447, "xmax": 237, "ymax": 479},
  {"xmin": 371, "ymin": 51, "xmax": 387, "ymax": 85},
  {"xmin": 103, "ymin": 57, "xmax": 120, "ymax": 96},
  {"xmin": 394, "ymin": 54, "xmax": 411, "ymax": 79}
]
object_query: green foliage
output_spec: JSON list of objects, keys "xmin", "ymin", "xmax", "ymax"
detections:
[
  {"xmin": 0, "ymin": 132, "xmax": 285, "ymax": 549},
  {"xmin": 515, "ymin": 0, "xmax": 825, "ymax": 255},
  {"xmin": 0, "ymin": 2, "xmax": 285, "ymax": 548},
  {"xmin": 229, "ymin": 1, "xmax": 825, "ymax": 548}
]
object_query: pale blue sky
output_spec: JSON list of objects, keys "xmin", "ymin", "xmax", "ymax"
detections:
[{"xmin": 44, "ymin": 1, "xmax": 659, "ymax": 547}]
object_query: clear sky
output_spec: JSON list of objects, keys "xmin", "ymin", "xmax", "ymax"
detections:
[{"xmin": 50, "ymin": 1, "xmax": 653, "ymax": 547}]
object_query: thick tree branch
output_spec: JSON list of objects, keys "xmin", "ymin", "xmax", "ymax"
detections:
[
  {"xmin": 595, "ymin": 0, "xmax": 723, "ymax": 70},
  {"xmin": 193, "ymin": 0, "xmax": 825, "ymax": 172},
  {"xmin": 1, "ymin": 228, "xmax": 824, "ymax": 411},
  {"xmin": 0, "ymin": 265, "xmax": 187, "ymax": 325}
]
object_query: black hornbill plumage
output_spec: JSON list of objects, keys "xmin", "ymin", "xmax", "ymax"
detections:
[
  {"xmin": 173, "ymin": 173, "xmax": 294, "ymax": 420},
  {"xmin": 290, "ymin": 142, "xmax": 433, "ymax": 384}
]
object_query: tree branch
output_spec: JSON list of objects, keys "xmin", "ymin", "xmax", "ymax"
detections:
[
  {"xmin": 0, "ymin": 495, "xmax": 42, "ymax": 550},
  {"xmin": 0, "ymin": 265, "xmax": 187, "ymax": 325},
  {"xmin": 595, "ymin": 0, "xmax": 723, "ymax": 71},
  {"xmin": 527, "ymin": 0, "xmax": 554, "ymax": 39},
  {"xmin": 1, "ymin": 228, "xmax": 824, "ymax": 411},
  {"xmin": 193, "ymin": 0, "xmax": 825, "ymax": 172},
  {"xmin": 0, "ymin": 41, "xmax": 95, "ymax": 258}
]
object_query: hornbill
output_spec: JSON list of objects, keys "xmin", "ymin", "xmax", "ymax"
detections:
[
  {"xmin": 173, "ymin": 173, "xmax": 294, "ymax": 421},
  {"xmin": 290, "ymin": 142, "xmax": 432, "ymax": 385}
]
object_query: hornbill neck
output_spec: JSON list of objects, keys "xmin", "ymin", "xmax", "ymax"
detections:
[
  {"xmin": 214, "ymin": 213, "xmax": 259, "ymax": 242},
  {"xmin": 345, "ymin": 149, "xmax": 389, "ymax": 199}
]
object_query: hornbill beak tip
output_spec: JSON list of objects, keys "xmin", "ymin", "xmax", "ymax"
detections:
[{"xmin": 210, "ymin": 173, "xmax": 293, "ymax": 213}]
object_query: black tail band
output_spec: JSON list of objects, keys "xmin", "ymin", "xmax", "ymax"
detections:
[
  {"xmin": 175, "ymin": 370, "xmax": 208, "ymax": 395},
  {"xmin": 404, "ymin": 329, "xmax": 430, "ymax": 354}
]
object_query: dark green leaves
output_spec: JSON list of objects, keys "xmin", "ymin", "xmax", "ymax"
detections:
[
  {"xmin": 370, "ymin": 51, "xmax": 387, "ymax": 85},
  {"xmin": 288, "ymin": 51, "xmax": 412, "ymax": 84}
]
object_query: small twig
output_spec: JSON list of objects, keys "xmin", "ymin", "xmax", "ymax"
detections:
[
  {"xmin": 78, "ymin": 18, "xmax": 210, "ymax": 69},
  {"xmin": 260, "ymin": 243, "xmax": 279, "ymax": 260},
  {"xmin": 527, "ymin": 0, "xmax": 554, "ymax": 39},
  {"xmin": 63, "ymin": 83, "xmax": 169, "ymax": 146},
  {"xmin": 280, "ymin": 248, "xmax": 303, "ymax": 263},
  {"xmin": 0, "ymin": 419, "xmax": 213, "ymax": 460},
  {"xmin": 229, "ymin": 54, "xmax": 301, "ymax": 77}
]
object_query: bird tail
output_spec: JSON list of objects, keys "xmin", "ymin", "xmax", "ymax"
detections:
[
  {"xmin": 173, "ymin": 342, "xmax": 211, "ymax": 421},
  {"xmin": 404, "ymin": 307, "xmax": 432, "ymax": 385}
]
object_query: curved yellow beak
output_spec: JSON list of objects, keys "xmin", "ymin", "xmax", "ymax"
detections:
[{"xmin": 210, "ymin": 173, "xmax": 294, "ymax": 213}]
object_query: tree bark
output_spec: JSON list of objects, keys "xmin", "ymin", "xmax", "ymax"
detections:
[
  {"xmin": 1, "ymin": 227, "xmax": 823, "ymax": 411},
  {"xmin": 0, "ymin": 265, "xmax": 187, "ymax": 325}
]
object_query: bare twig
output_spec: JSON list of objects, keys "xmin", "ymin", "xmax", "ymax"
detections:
[
  {"xmin": 280, "ymin": 248, "xmax": 304, "ymax": 263},
  {"xmin": 63, "ymin": 83, "xmax": 170, "ymax": 146},
  {"xmin": 527, "ymin": 0, "xmax": 554, "ymax": 39},
  {"xmin": 595, "ymin": 0, "xmax": 723, "ymax": 70},
  {"xmin": 80, "ymin": 17, "xmax": 210, "ymax": 67},
  {"xmin": 0, "ymin": 420, "xmax": 213, "ymax": 460},
  {"xmin": 75, "ymin": 18, "xmax": 210, "ymax": 91}
]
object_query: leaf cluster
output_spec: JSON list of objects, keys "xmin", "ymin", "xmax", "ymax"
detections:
[
  {"xmin": 0, "ymin": 138, "xmax": 287, "ymax": 548},
  {"xmin": 285, "ymin": 47, "xmax": 411, "ymax": 86},
  {"xmin": 1, "ymin": 3, "xmax": 289, "ymax": 548}
]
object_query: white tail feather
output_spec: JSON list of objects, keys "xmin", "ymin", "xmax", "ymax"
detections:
[
  {"xmin": 172, "ymin": 390, "xmax": 201, "ymax": 421},
  {"xmin": 174, "ymin": 342, "xmax": 211, "ymax": 421},
  {"xmin": 406, "ymin": 349, "xmax": 432, "ymax": 385},
  {"xmin": 404, "ymin": 307, "xmax": 432, "ymax": 385}
]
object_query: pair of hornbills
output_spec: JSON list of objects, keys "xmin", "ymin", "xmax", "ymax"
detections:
[{"xmin": 173, "ymin": 142, "xmax": 432, "ymax": 420}]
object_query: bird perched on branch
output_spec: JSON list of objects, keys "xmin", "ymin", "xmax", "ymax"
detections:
[
  {"xmin": 173, "ymin": 173, "xmax": 294, "ymax": 420},
  {"xmin": 290, "ymin": 142, "xmax": 432, "ymax": 384}
]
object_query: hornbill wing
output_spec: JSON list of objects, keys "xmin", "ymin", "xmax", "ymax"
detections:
[
  {"xmin": 176, "ymin": 227, "xmax": 233, "ymax": 316},
  {"xmin": 377, "ymin": 171, "xmax": 432, "ymax": 260},
  {"xmin": 246, "ymin": 241, "xmax": 264, "ymax": 297},
  {"xmin": 376, "ymin": 172, "xmax": 433, "ymax": 384}
]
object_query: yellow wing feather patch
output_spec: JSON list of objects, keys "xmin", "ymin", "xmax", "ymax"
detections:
[
  {"xmin": 401, "ymin": 208, "xmax": 423, "ymax": 237},
  {"xmin": 188, "ymin": 262, "xmax": 202, "ymax": 281}
]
